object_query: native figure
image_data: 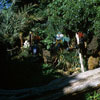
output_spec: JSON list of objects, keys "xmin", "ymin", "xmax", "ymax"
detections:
[
  {"xmin": 77, "ymin": 32, "xmax": 87, "ymax": 56},
  {"xmin": 29, "ymin": 31, "xmax": 33, "ymax": 48},
  {"xmin": 55, "ymin": 32, "xmax": 64, "ymax": 50},
  {"xmin": 75, "ymin": 32, "xmax": 86, "ymax": 72},
  {"xmin": 62, "ymin": 36, "xmax": 70, "ymax": 50}
]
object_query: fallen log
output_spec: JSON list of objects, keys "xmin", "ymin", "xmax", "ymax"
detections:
[{"xmin": 0, "ymin": 68, "xmax": 100, "ymax": 100}]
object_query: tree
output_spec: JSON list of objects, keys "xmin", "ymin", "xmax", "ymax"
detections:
[
  {"xmin": 46, "ymin": 0, "xmax": 97, "ymax": 34},
  {"xmin": 34, "ymin": 0, "xmax": 99, "ymax": 50},
  {"xmin": 0, "ymin": 1, "xmax": 43, "ymax": 48}
]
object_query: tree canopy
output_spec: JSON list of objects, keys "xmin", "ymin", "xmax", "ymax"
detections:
[{"xmin": 0, "ymin": 0, "xmax": 100, "ymax": 99}]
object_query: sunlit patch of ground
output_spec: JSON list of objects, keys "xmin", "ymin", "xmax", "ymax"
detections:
[{"xmin": 56, "ymin": 67, "xmax": 81, "ymax": 76}]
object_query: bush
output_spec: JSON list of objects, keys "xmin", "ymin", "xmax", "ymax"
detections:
[{"xmin": 85, "ymin": 90, "xmax": 100, "ymax": 100}]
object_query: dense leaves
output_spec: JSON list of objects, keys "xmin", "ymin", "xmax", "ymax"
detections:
[
  {"xmin": 46, "ymin": 0, "xmax": 97, "ymax": 34},
  {"xmin": 0, "ymin": 2, "xmax": 43, "ymax": 47},
  {"xmin": 31, "ymin": 0, "xmax": 100, "ymax": 49},
  {"xmin": 0, "ymin": 0, "xmax": 12, "ymax": 10},
  {"xmin": 1, "ymin": 0, "xmax": 100, "ymax": 48},
  {"xmin": 0, "ymin": 1, "xmax": 100, "ymax": 100}
]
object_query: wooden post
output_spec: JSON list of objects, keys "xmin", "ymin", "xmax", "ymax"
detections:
[
  {"xmin": 19, "ymin": 32, "xmax": 23, "ymax": 48},
  {"xmin": 75, "ymin": 33, "xmax": 85, "ymax": 72},
  {"xmin": 29, "ymin": 31, "xmax": 33, "ymax": 47}
]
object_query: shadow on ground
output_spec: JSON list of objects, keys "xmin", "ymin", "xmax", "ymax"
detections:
[
  {"xmin": 0, "ymin": 55, "xmax": 63, "ymax": 89},
  {"xmin": 0, "ymin": 55, "xmax": 95, "ymax": 100}
]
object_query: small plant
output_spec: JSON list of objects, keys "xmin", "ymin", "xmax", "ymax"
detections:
[
  {"xmin": 85, "ymin": 90, "xmax": 100, "ymax": 100},
  {"xmin": 54, "ymin": 49, "xmax": 80, "ymax": 73},
  {"xmin": 42, "ymin": 64, "xmax": 54, "ymax": 75},
  {"xmin": 42, "ymin": 63, "xmax": 62, "ymax": 79}
]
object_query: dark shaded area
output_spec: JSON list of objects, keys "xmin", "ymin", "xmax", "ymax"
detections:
[
  {"xmin": 0, "ymin": 54, "xmax": 63, "ymax": 89},
  {"xmin": 58, "ymin": 93, "xmax": 86, "ymax": 100},
  {"xmin": 0, "ymin": 56, "xmax": 43, "ymax": 89},
  {"xmin": 0, "ymin": 71, "xmax": 98, "ymax": 100},
  {"xmin": 14, "ymin": 0, "xmax": 53, "ymax": 10}
]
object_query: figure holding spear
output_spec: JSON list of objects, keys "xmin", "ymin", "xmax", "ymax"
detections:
[{"xmin": 75, "ymin": 32, "xmax": 87, "ymax": 72}]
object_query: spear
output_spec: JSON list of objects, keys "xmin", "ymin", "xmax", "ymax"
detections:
[{"xmin": 75, "ymin": 33, "xmax": 85, "ymax": 72}]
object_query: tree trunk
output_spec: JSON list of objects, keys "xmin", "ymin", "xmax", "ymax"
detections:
[
  {"xmin": 0, "ymin": 68, "xmax": 100, "ymax": 100},
  {"xmin": 29, "ymin": 32, "xmax": 33, "ymax": 47}
]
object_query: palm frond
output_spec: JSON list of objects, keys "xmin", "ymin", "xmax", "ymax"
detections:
[{"xmin": 0, "ymin": 3, "xmax": 43, "ymax": 46}]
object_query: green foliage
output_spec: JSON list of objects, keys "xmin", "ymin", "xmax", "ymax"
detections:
[
  {"xmin": 39, "ymin": 20, "xmax": 56, "ymax": 49},
  {"xmin": 42, "ymin": 63, "xmax": 62, "ymax": 78},
  {"xmin": 34, "ymin": 0, "xmax": 100, "ymax": 50},
  {"xmin": 55, "ymin": 50, "xmax": 80, "ymax": 72},
  {"xmin": 85, "ymin": 90, "xmax": 100, "ymax": 100},
  {"xmin": 42, "ymin": 64, "xmax": 54, "ymax": 75},
  {"xmin": 93, "ymin": 6, "xmax": 100, "ymax": 35},
  {"xmin": 46, "ymin": 0, "xmax": 97, "ymax": 34},
  {"xmin": 1, "ymin": 0, "xmax": 100, "ymax": 93},
  {"xmin": 0, "ymin": 3, "xmax": 43, "ymax": 47},
  {"xmin": 19, "ymin": 48, "xmax": 30, "ymax": 58},
  {"xmin": 1, "ymin": 0, "xmax": 100, "ymax": 63},
  {"xmin": 1, "ymin": 0, "xmax": 100, "ymax": 49}
]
